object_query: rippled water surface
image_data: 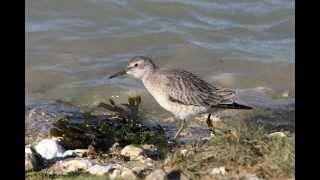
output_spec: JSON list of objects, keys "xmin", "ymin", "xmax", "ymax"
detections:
[{"xmin": 26, "ymin": 0, "xmax": 295, "ymax": 118}]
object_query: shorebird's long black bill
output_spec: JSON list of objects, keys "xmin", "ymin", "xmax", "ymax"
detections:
[{"xmin": 109, "ymin": 70, "xmax": 127, "ymax": 79}]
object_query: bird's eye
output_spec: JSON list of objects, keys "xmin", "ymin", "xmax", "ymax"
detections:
[{"xmin": 134, "ymin": 64, "xmax": 138, "ymax": 67}]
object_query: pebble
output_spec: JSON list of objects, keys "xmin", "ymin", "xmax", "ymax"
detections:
[
  {"xmin": 120, "ymin": 168, "xmax": 138, "ymax": 180},
  {"xmin": 87, "ymin": 164, "xmax": 114, "ymax": 176},
  {"xmin": 121, "ymin": 145, "xmax": 144, "ymax": 160},
  {"xmin": 48, "ymin": 159, "xmax": 93, "ymax": 174},
  {"xmin": 109, "ymin": 169, "xmax": 121, "ymax": 179}
]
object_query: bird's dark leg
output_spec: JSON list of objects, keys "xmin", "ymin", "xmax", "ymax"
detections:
[
  {"xmin": 206, "ymin": 113, "xmax": 215, "ymax": 134},
  {"xmin": 174, "ymin": 119, "xmax": 187, "ymax": 139},
  {"xmin": 206, "ymin": 113, "xmax": 212, "ymax": 128}
]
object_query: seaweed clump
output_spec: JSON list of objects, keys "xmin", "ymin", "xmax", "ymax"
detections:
[{"xmin": 48, "ymin": 96, "xmax": 166, "ymax": 152}]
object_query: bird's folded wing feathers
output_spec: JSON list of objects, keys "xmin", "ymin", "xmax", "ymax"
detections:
[{"xmin": 165, "ymin": 70, "xmax": 235, "ymax": 106}]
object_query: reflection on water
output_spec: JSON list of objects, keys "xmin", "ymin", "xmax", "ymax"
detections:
[{"xmin": 26, "ymin": 0, "xmax": 294, "ymax": 118}]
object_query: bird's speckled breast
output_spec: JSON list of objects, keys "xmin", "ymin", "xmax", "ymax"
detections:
[{"xmin": 142, "ymin": 74, "xmax": 174, "ymax": 112}]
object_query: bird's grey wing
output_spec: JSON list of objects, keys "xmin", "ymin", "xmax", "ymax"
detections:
[{"xmin": 165, "ymin": 70, "xmax": 235, "ymax": 106}]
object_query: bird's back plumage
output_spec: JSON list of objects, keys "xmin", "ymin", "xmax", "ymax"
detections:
[{"xmin": 162, "ymin": 69, "xmax": 236, "ymax": 107}]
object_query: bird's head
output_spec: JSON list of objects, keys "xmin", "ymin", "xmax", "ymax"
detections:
[{"xmin": 109, "ymin": 56, "xmax": 157, "ymax": 80}]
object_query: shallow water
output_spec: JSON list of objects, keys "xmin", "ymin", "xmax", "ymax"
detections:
[{"xmin": 26, "ymin": 0, "xmax": 295, "ymax": 119}]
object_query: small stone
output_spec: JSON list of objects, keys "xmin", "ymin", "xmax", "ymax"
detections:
[
  {"xmin": 34, "ymin": 139, "xmax": 66, "ymax": 160},
  {"xmin": 121, "ymin": 145, "xmax": 144, "ymax": 160},
  {"xmin": 138, "ymin": 156, "xmax": 155, "ymax": 166},
  {"xmin": 210, "ymin": 166, "xmax": 226, "ymax": 176},
  {"xmin": 87, "ymin": 164, "xmax": 114, "ymax": 176},
  {"xmin": 145, "ymin": 169, "xmax": 167, "ymax": 180},
  {"xmin": 48, "ymin": 159, "xmax": 93, "ymax": 174},
  {"xmin": 120, "ymin": 168, "xmax": 137, "ymax": 180},
  {"xmin": 268, "ymin": 132, "xmax": 286, "ymax": 138},
  {"xmin": 109, "ymin": 169, "xmax": 121, "ymax": 179},
  {"xmin": 132, "ymin": 166, "xmax": 145, "ymax": 175},
  {"xmin": 136, "ymin": 155, "xmax": 146, "ymax": 161}
]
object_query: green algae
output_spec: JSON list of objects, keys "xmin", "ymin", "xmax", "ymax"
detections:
[{"xmin": 48, "ymin": 96, "xmax": 167, "ymax": 152}]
